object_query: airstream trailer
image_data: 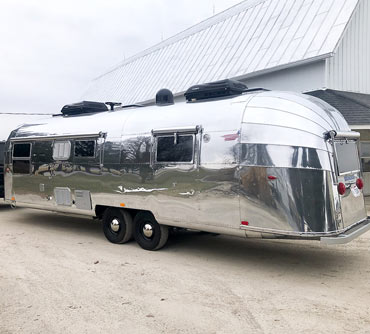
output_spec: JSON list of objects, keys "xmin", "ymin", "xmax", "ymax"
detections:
[{"xmin": 4, "ymin": 88, "xmax": 370, "ymax": 250}]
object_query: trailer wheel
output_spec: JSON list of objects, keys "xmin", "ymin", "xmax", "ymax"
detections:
[
  {"xmin": 103, "ymin": 208, "xmax": 133, "ymax": 244},
  {"xmin": 134, "ymin": 212, "xmax": 169, "ymax": 251}
]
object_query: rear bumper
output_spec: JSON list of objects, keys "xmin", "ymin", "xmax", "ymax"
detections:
[{"xmin": 321, "ymin": 218, "xmax": 370, "ymax": 245}]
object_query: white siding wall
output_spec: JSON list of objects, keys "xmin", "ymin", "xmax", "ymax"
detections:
[
  {"xmin": 157, "ymin": 61, "xmax": 326, "ymax": 105},
  {"xmin": 327, "ymin": 0, "xmax": 370, "ymax": 93},
  {"xmin": 241, "ymin": 61, "xmax": 326, "ymax": 92}
]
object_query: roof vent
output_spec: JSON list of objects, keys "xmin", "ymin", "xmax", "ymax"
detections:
[
  {"xmin": 156, "ymin": 89, "xmax": 174, "ymax": 106},
  {"xmin": 185, "ymin": 79, "xmax": 247, "ymax": 102},
  {"xmin": 61, "ymin": 101, "xmax": 108, "ymax": 116}
]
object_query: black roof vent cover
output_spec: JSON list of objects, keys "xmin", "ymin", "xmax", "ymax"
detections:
[
  {"xmin": 61, "ymin": 101, "xmax": 108, "ymax": 116},
  {"xmin": 156, "ymin": 89, "xmax": 174, "ymax": 106},
  {"xmin": 185, "ymin": 79, "xmax": 247, "ymax": 102}
]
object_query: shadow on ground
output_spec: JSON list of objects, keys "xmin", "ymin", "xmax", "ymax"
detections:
[
  {"xmin": 165, "ymin": 229, "xmax": 361, "ymax": 276},
  {"xmin": 2, "ymin": 206, "xmax": 364, "ymax": 276},
  {"xmin": 6, "ymin": 208, "xmax": 102, "ymax": 238}
]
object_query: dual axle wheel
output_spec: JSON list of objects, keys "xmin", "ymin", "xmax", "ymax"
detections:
[{"xmin": 102, "ymin": 208, "xmax": 168, "ymax": 251}]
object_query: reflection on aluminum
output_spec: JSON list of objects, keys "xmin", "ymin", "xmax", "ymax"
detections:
[
  {"xmin": 4, "ymin": 91, "xmax": 367, "ymax": 241},
  {"xmin": 116, "ymin": 187, "xmax": 168, "ymax": 194}
]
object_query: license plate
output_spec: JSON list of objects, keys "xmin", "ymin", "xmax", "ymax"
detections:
[{"xmin": 351, "ymin": 186, "xmax": 361, "ymax": 198}]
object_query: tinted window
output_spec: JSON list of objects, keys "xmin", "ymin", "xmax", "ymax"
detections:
[
  {"xmin": 13, "ymin": 160, "xmax": 30, "ymax": 174},
  {"xmin": 360, "ymin": 142, "xmax": 370, "ymax": 158},
  {"xmin": 13, "ymin": 143, "xmax": 31, "ymax": 158},
  {"xmin": 335, "ymin": 141, "xmax": 360, "ymax": 174},
  {"xmin": 157, "ymin": 135, "xmax": 193, "ymax": 162},
  {"xmin": 75, "ymin": 141, "xmax": 95, "ymax": 157},
  {"xmin": 362, "ymin": 158, "xmax": 370, "ymax": 173}
]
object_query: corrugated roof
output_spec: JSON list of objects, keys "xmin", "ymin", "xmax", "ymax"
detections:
[
  {"xmin": 307, "ymin": 89, "xmax": 370, "ymax": 125},
  {"xmin": 83, "ymin": 0, "xmax": 359, "ymax": 104}
]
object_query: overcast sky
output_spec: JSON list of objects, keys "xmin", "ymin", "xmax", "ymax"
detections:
[{"xmin": 0, "ymin": 0, "xmax": 242, "ymax": 114}]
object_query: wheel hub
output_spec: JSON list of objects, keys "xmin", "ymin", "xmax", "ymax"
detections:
[
  {"xmin": 110, "ymin": 218, "xmax": 120, "ymax": 232},
  {"xmin": 143, "ymin": 223, "xmax": 153, "ymax": 238}
]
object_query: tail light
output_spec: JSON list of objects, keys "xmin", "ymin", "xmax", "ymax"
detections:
[
  {"xmin": 338, "ymin": 182, "xmax": 346, "ymax": 195},
  {"xmin": 356, "ymin": 178, "xmax": 364, "ymax": 190}
]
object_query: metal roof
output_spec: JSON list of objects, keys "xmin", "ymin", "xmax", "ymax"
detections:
[{"xmin": 83, "ymin": 0, "xmax": 360, "ymax": 104}]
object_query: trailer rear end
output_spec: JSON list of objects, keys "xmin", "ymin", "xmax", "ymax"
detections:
[{"xmin": 321, "ymin": 131, "xmax": 369, "ymax": 244}]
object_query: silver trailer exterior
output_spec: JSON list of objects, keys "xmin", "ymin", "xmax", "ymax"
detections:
[
  {"xmin": 0, "ymin": 114, "xmax": 51, "ymax": 199},
  {"xmin": 4, "ymin": 91, "xmax": 370, "ymax": 249}
]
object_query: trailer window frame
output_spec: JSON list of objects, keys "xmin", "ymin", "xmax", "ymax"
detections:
[
  {"xmin": 155, "ymin": 134, "xmax": 195, "ymax": 164},
  {"xmin": 334, "ymin": 140, "xmax": 361, "ymax": 176},
  {"xmin": 360, "ymin": 141, "xmax": 370, "ymax": 158},
  {"xmin": 12, "ymin": 142, "xmax": 32, "ymax": 174},
  {"xmin": 53, "ymin": 140, "xmax": 71, "ymax": 161},
  {"xmin": 0, "ymin": 141, "xmax": 5, "ymax": 165},
  {"xmin": 360, "ymin": 141, "xmax": 370, "ymax": 173},
  {"xmin": 74, "ymin": 139, "xmax": 96, "ymax": 158},
  {"xmin": 152, "ymin": 126, "xmax": 200, "ymax": 165}
]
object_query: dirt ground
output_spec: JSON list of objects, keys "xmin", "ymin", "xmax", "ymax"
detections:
[{"xmin": 1, "ymin": 204, "xmax": 370, "ymax": 334}]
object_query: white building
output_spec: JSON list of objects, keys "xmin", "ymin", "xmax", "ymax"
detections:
[
  {"xmin": 83, "ymin": 0, "xmax": 370, "ymax": 190},
  {"xmin": 84, "ymin": 0, "xmax": 369, "ymax": 103}
]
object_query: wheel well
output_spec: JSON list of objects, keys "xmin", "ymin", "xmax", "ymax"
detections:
[{"xmin": 95, "ymin": 205, "xmax": 139, "ymax": 220}]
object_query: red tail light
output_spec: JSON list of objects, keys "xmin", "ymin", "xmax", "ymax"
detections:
[
  {"xmin": 356, "ymin": 178, "xmax": 364, "ymax": 190},
  {"xmin": 338, "ymin": 183, "xmax": 346, "ymax": 195}
]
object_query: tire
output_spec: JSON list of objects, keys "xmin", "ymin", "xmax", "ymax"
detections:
[
  {"xmin": 102, "ymin": 208, "xmax": 133, "ymax": 244},
  {"xmin": 133, "ymin": 211, "xmax": 169, "ymax": 251}
]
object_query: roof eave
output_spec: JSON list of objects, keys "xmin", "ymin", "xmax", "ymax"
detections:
[{"xmin": 233, "ymin": 53, "xmax": 334, "ymax": 82}]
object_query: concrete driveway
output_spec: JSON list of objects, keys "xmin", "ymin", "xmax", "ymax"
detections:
[{"xmin": 1, "ymin": 204, "xmax": 370, "ymax": 333}]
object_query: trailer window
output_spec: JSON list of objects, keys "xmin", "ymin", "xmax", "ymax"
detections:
[
  {"xmin": 335, "ymin": 141, "xmax": 360, "ymax": 174},
  {"xmin": 75, "ymin": 140, "xmax": 95, "ymax": 157},
  {"xmin": 53, "ymin": 141, "xmax": 71, "ymax": 160},
  {"xmin": 0, "ymin": 142, "xmax": 5, "ymax": 164},
  {"xmin": 12, "ymin": 143, "xmax": 31, "ymax": 174},
  {"xmin": 360, "ymin": 142, "xmax": 370, "ymax": 172},
  {"xmin": 360, "ymin": 142, "xmax": 370, "ymax": 158},
  {"xmin": 13, "ymin": 143, "xmax": 31, "ymax": 158},
  {"xmin": 13, "ymin": 160, "xmax": 30, "ymax": 174},
  {"xmin": 156, "ymin": 135, "xmax": 194, "ymax": 163}
]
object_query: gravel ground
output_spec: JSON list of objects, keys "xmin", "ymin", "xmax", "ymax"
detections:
[{"xmin": 1, "ymin": 204, "xmax": 370, "ymax": 334}]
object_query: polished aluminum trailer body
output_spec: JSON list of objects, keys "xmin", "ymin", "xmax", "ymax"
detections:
[
  {"xmin": 0, "ymin": 114, "xmax": 51, "ymax": 199},
  {"xmin": 4, "ymin": 91, "xmax": 369, "ymax": 243}
]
